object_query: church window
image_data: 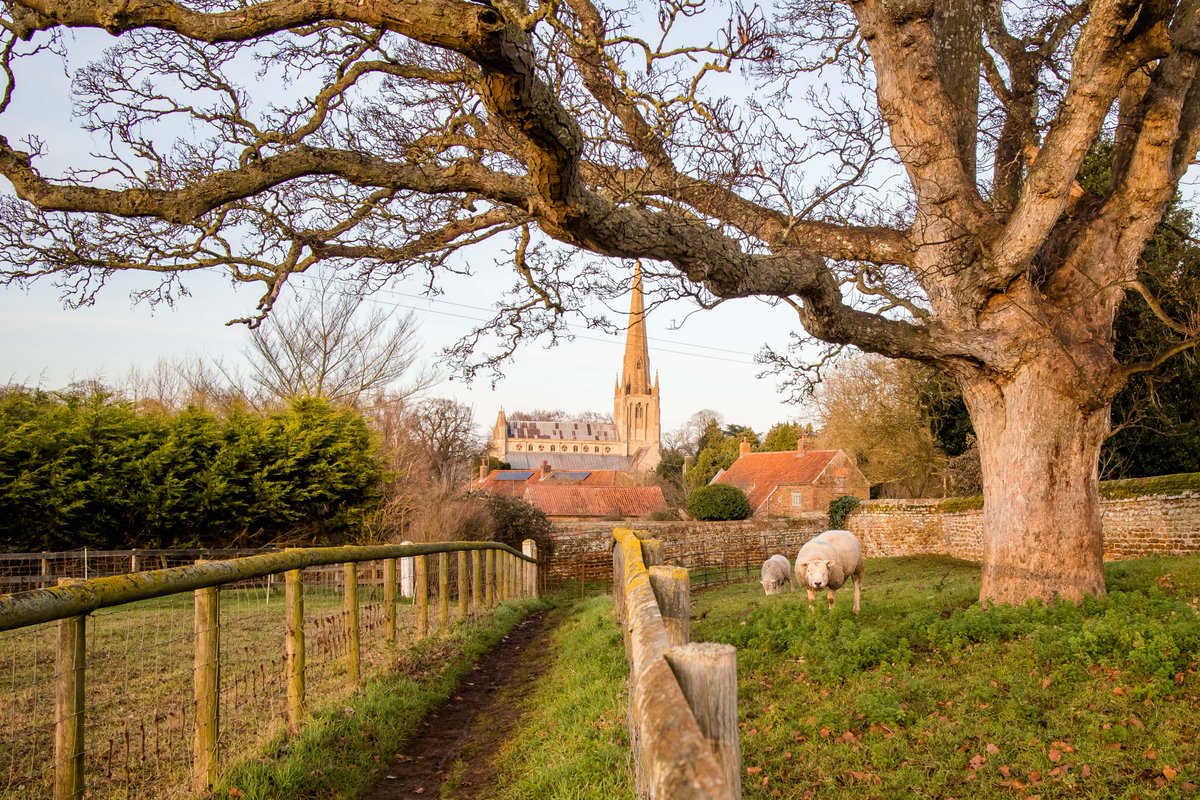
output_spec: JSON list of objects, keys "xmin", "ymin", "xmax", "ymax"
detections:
[
  {"xmin": 550, "ymin": 445, "xmax": 556, "ymax": 452},
  {"xmin": 538, "ymin": 445, "xmax": 545, "ymax": 451},
  {"xmin": 515, "ymin": 444, "xmax": 522, "ymax": 451},
  {"xmin": 605, "ymin": 447, "xmax": 611, "ymax": 453},
  {"xmin": 573, "ymin": 446, "xmax": 578, "ymax": 452}
]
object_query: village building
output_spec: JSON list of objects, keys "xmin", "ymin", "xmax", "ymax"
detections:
[
  {"xmin": 487, "ymin": 263, "xmax": 662, "ymax": 473},
  {"xmin": 711, "ymin": 441, "xmax": 870, "ymax": 517},
  {"xmin": 476, "ymin": 264, "xmax": 666, "ymax": 519}
]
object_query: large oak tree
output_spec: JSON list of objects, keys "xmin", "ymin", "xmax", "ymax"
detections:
[{"xmin": 0, "ymin": 0, "xmax": 1198, "ymax": 603}]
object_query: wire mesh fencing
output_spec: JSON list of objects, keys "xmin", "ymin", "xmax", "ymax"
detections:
[{"xmin": 0, "ymin": 542, "xmax": 538, "ymax": 800}]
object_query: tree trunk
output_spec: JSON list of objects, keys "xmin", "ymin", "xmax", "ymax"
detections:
[{"xmin": 963, "ymin": 358, "xmax": 1110, "ymax": 605}]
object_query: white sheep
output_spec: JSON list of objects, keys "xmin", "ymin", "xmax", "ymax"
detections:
[
  {"xmin": 795, "ymin": 529, "xmax": 863, "ymax": 614},
  {"xmin": 760, "ymin": 554, "xmax": 793, "ymax": 595}
]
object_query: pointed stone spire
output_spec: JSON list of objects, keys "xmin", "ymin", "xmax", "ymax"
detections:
[{"xmin": 621, "ymin": 261, "xmax": 651, "ymax": 395}]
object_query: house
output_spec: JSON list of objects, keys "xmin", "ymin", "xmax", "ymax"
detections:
[
  {"xmin": 711, "ymin": 441, "xmax": 869, "ymax": 517},
  {"xmin": 473, "ymin": 461, "xmax": 668, "ymax": 520}
]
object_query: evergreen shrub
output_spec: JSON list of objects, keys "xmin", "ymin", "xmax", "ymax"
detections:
[{"xmin": 686, "ymin": 484, "xmax": 751, "ymax": 520}]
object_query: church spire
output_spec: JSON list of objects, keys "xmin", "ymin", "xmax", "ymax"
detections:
[{"xmin": 621, "ymin": 261, "xmax": 652, "ymax": 395}]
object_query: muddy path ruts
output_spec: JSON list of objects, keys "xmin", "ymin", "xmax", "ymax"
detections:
[{"xmin": 362, "ymin": 609, "xmax": 555, "ymax": 800}]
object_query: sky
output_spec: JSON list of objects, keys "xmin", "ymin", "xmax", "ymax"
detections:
[
  {"xmin": 0, "ymin": 259, "xmax": 816, "ymax": 437},
  {"xmin": 0, "ymin": 21, "xmax": 822, "ymax": 439}
]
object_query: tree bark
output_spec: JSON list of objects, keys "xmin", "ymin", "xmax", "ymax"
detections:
[{"xmin": 964, "ymin": 359, "xmax": 1110, "ymax": 605}]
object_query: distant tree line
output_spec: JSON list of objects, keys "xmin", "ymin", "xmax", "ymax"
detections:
[{"xmin": 0, "ymin": 386, "xmax": 381, "ymax": 551}]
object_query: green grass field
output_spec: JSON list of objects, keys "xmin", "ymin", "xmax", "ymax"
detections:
[{"xmin": 692, "ymin": 554, "xmax": 1200, "ymax": 799}]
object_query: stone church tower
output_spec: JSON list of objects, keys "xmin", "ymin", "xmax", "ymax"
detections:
[
  {"xmin": 613, "ymin": 263, "xmax": 662, "ymax": 471},
  {"xmin": 487, "ymin": 263, "xmax": 662, "ymax": 473}
]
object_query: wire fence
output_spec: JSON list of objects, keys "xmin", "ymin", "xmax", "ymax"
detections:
[{"xmin": 0, "ymin": 541, "xmax": 539, "ymax": 800}]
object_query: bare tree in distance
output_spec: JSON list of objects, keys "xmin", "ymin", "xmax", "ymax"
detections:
[
  {"xmin": 0, "ymin": 1, "xmax": 1198, "ymax": 603},
  {"xmin": 814, "ymin": 354, "xmax": 945, "ymax": 499},
  {"xmin": 243, "ymin": 280, "xmax": 435, "ymax": 406}
]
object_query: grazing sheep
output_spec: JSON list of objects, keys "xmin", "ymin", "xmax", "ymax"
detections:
[
  {"xmin": 760, "ymin": 554, "xmax": 793, "ymax": 595},
  {"xmin": 795, "ymin": 529, "xmax": 863, "ymax": 614}
]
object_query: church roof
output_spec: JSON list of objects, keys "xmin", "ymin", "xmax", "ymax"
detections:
[
  {"xmin": 507, "ymin": 420, "xmax": 618, "ymax": 441},
  {"xmin": 712, "ymin": 450, "xmax": 839, "ymax": 512},
  {"xmin": 503, "ymin": 452, "xmax": 634, "ymax": 470}
]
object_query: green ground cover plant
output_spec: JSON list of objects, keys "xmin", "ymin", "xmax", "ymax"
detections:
[
  {"xmin": 214, "ymin": 597, "xmax": 546, "ymax": 800},
  {"xmin": 482, "ymin": 593, "xmax": 634, "ymax": 800},
  {"xmin": 692, "ymin": 554, "xmax": 1200, "ymax": 799}
]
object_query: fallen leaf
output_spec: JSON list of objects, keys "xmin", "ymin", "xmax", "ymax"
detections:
[
  {"xmin": 999, "ymin": 765, "xmax": 1011, "ymax": 777},
  {"xmin": 1146, "ymin": 748, "xmax": 1159, "ymax": 760},
  {"xmin": 1164, "ymin": 766, "xmax": 1179, "ymax": 780},
  {"xmin": 969, "ymin": 754, "xmax": 987, "ymax": 770},
  {"xmin": 987, "ymin": 743, "xmax": 1001, "ymax": 754},
  {"xmin": 1049, "ymin": 749, "xmax": 1062, "ymax": 763},
  {"xmin": 820, "ymin": 727, "xmax": 831, "ymax": 738},
  {"xmin": 1081, "ymin": 765, "xmax": 1092, "ymax": 778},
  {"xmin": 747, "ymin": 766, "xmax": 763, "ymax": 775},
  {"xmin": 227, "ymin": 790, "xmax": 243, "ymax": 799},
  {"xmin": 1042, "ymin": 677, "xmax": 1052, "ymax": 689},
  {"xmin": 1028, "ymin": 770, "xmax": 1042, "ymax": 783}
]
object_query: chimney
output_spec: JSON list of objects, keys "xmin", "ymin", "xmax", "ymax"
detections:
[
  {"xmin": 739, "ymin": 438, "xmax": 751, "ymax": 456},
  {"xmin": 541, "ymin": 460, "xmax": 551, "ymax": 476},
  {"xmin": 479, "ymin": 458, "xmax": 488, "ymax": 481},
  {"xmin": 799, "ymin": 432, "xmax": 810, "ymax": 453}
]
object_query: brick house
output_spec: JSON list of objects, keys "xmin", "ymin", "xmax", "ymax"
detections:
[{"xmin": 711, "ymin": 442, "xmax": 869, "ymax": 517}]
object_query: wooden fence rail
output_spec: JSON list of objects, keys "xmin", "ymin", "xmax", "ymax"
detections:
[
  {"xmin": 0, "ymin": 540, "xmax": 540, "ymax": 800},
  {"xmin": 611, "ymin": 528, "xmax": 741, "ymax": 799}
]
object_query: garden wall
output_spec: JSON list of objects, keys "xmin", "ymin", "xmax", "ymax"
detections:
[
  {"xmin": 548, "ymin": 490, "xmax": 1200, "ymax": 586},
  {"xmin": 847, "ymin": 492, "xmax": 1200, "ymax": 562}
]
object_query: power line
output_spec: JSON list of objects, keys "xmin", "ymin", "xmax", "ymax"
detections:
[{"xmin": 286, "ymin": 275, "xmax": 764, "ymax": 366}]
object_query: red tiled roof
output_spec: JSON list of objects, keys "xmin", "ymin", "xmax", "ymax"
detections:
[
  {"xmin": 712, "ymin": 450, "xmax": 838, "ymax": 512},
  {"xmin": 524, "ymin": 485, "xmax": 667, "ymax": 518}
]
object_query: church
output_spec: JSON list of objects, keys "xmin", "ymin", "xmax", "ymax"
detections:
[{"xmin": 487, "ymin": 263, "xmax": 663, "ymax": 473}]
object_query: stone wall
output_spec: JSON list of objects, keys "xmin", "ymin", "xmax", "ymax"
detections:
[
  {"xmin": 548, "ymin": 491, "xmax": 1200, "ymax": 587},
  {"xmin": 846, "ymin": 492, "xmax": 1200, "ymax": 563},
  {"xmin": 547, "ymin": 515, "xmax": 826, "ymax": 585}
]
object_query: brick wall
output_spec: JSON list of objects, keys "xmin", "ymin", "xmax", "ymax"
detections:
[{"xmin": 548, "ymin": 491, "xmax": 1200, "ymax": 587}]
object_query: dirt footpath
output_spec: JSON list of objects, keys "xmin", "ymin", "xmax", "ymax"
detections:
[{"xmin": 362, "ymin": 609, "xmax": 556, "ymax": 800}]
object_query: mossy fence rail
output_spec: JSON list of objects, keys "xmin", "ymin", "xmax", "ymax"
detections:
[
  {"xmin": 0, "ymin": 541, "xmax": 540, "ymax": 800},
  {"xmin": 611, "ymin": 528, "xmax": 741, "ymax": 799}
]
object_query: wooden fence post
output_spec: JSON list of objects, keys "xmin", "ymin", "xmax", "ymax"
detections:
[
  {"xmin": 612, "ymin": 538, "xmax": 626, "ymax": 625},
  {"xmin": 192, "ymin": 583, "xmax": 219, "ymax": 794},
  {"xmin": 649, "ymin": 566, "xmax": 691, "ymax": 647},
  {"xmin": 471, "ymin": 549, "xmax": 482, "ymax": 613},
  {"xmin": 285, "ymin": 569, "xmax": 305, "ymax": 732},
  {"xmin": 53, "ymin": 609, "xmax": 85, "ymax": 800},
  {"xmin": 415, "ymin": 555, "xmax": 428, "ymax": 638},
  {"xmin": 640, "ymin": 538, "xmax": 664, "ymax": 568},
  {"xmin": 484, "ymin": 550, "xmax": 494, "ymax": 608},
  {"xmin": 457, "ymin": 551, "xmax": 468, "ymax": 618},
  {"xmin": 438, "ymin": 552, "xmax": 450, "ymax": 631},
  {"xmin": 384, "ymin": 559, "xmax": 397, "ymax": 646},
  {"xmin": 344, "ymin": 563, "xmax": 360, "ymax": 686},
  {"xmin": 664, "ymin": 643, "xmax": 741, "ymax": 798}
]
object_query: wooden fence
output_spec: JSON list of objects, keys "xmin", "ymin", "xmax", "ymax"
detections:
[
  {"xmin": 0, "ymin": 540, "xmax": 540, "ymax": 800},
  {"xmin": 611, "ymin": 528, "xmax": 740, "ymax": 799}
]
